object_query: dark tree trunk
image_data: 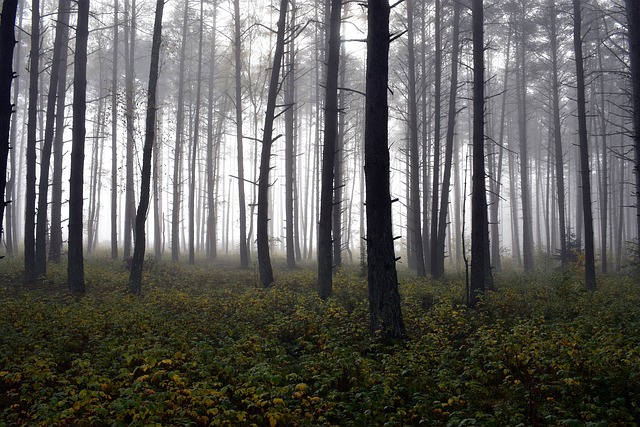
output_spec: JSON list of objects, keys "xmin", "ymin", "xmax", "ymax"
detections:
[
  {"xmin": 365, "ymin": 0, "xmax": 405, "ymax": 340},
  {"xmin": 573, "ymin": 0, "xmax": 596, "ymax": 291},
  {"xmin": 189, "ymin": 0, "xmax": 205, "ymax": 265},
  {"xmin": 171, "ymin": 0, "xmax": 189, "ymax": 262},
  {"xmin": 206, "ymin": 1, "xmax": 218, "ymax": 261},
  {"xmin": 111, "ymin": 0, "xmax": 119, "ymax": 260},
  {"xmin": 470, "ymin": 0, "xmax": 492, "ymax": 307},
  {"xmin": 257, "ymin": 0, "xmax": 289, "ymax": 287},
  {"xmin": 405, "ymin": 0, "xmax": 425, "ymax": 277},
  {"xmin": 285, "ymin": 0, "xmax": 297, "ymax": 269},
  {"xmin": 434, "ymin": 1, "xmax": 461, "ymax": 279},
  {"xmin": 627, "ymin": 0, "xmax": 640, "ymax": 258},
  {"xmin": 548, "ymin": 0, "xmax": 568, "ymax": 266},
  {"xmin": 129, "ymin": 0, "xmax": 164, "ymax": 295},
  {"xmin": 429, "ymin": 0, "xmax": 442, "ymax": 276},
  {"xmin": 35, "ymin": 0, "xmax": 70, "ymax": 275},
  {"xmin": 234, "ymin": 0, "xmax": 250, "ymax": 268},
  {"xmin": 318, "ymin": 0, "xmax": 342, "ymax": 299},
  {"xmin": 0, "ymin": 0, "xmax": 18, "ymax": 252},
  {"xmin": 68, "ymin": 0, "xmax": 90, "ymax": 294},
  {"xmin": 123, "ymin": 0, "xmax": 137, "ymax": 260},
  {"xmin": 24, "ymin": 0, "xmax": 40, "ymax": 284}
]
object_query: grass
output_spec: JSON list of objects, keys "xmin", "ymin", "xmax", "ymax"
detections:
[{"xmin": 1, "ymin": 256, "xmax": 639, "ymax": 426}]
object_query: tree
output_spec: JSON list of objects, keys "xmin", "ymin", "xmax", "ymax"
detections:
[
  {"xmin": 129, "ymin": 0, "xmax": 164, "ymax": 295},
  {"xmin": 24, "ymin": 0, "xmax": 40, "ymax": 284},
  {"xmin": 68, "ymin": 0, "xmax": 90, "ymax": 294},
  {"xmin": 111, "ymin": 0, "xmax": 119, "ymax": 260},
  {"xmin": 35, "ymin": 0, "xmax": 71, "ymax": 277},
  {"xmin": 572, "ymin": 0, "xmax": 596, "ymax": 291},
  {"xmin": 365, "ymin": 0, "xmax": 405, "ymax": 340},
  {"xmin": 470, "ymin": 0, "xmax": 493, "ymax": 307},
  {"xmin": 625, "ymin": 0, "xmax": 640, "ymax": 262},
  {"xmin": 257, "ymin": 0, "xmax": 289, "ymax": 287},
  {"xmin": 123, "ymin": 0, "xmax": 137, "ymax": 260},
  {"xmin": 429, "ymin": 0, "xmax": 442, "ymax": 276},
  {"xmin": 233, "ymin": 0, "xmax": 250, "ymax": 268},
  {"xmin": 0, "ymin": 0, "xmax": 18, "ymax": 252},
  {"xmin": 406, "ymin": 0, "xmax": 425, "ymax": 277},
  {"xmin": 318, "ymin": 0, "xmax": 342, "ymax": 300},
  {"xmin": 433, "ymin": 0, "xmax": 461, "ymax": 279},
  {"xmin": 189, "ymin": 0, "xmax": 205, "ymax": 265}
]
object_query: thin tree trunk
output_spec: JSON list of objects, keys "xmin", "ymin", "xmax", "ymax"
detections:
[
  {"xmin": 233, "ymin": 0, "xmax": 250, "ymax": 268},
  {"xmin": 626, "ymin": 0, "xmax": 640, "ymax": 258},
  {"xmin": 189, "ymin": 0, "xmax": 205, "ymax": 265},
  {"xmin": 24, "ymin": 0, "xmax": 40, "ymax": 284},
  {"xmin": 434, "ymin": 1, "xmax": 461, "ymax": 278},
  {"xmin": 573, "ymin": 0, "xmax": 596, "ymax": 290},
  {"xmin": 257, "ymin": 0, "xmax": 289, "ymax": 287},
  {"xmin": 365, "ymin": 0, "xmax": 405, "ymax": 340},
  {"xmin": 406, "ymin": 0, "xmax": 425, "ymax": 277},
  {"xmin": 470, "ymin": 0, "xmax": 492, "ymax": 307},
  {"xmin": 318, "ymin": 0, "xmax": 342, "ymax": 299},
  {"xmin": 0, "ymin": 0, "xmax": 18, "ymax": 253},
  {"xmin": 206, "ymin": 1, "xmax": 218, "ymax": 261},
  {"xmin": 111, "ymin": 0, "xmax": 119, "ymax": 260},
  {"xmin": 129, "ymin": 0, "xmax": 163, "ymax": 294},
  {"xmin": 429, "ymin": 0, "xmax": 442, "ymax": 276},
  {"xmin": 123, "ymin": 0, "xmax": 137, "ymax": 259},
  {"xmin": 285, "ymin": 0, "xmax": 297, "ymax": 269},
  {"xmin": 68, "ymin": 0, "xmax": 90, "ymax": 294}
]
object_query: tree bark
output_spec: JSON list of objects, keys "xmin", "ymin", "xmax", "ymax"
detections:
[
  {"xmin": 285, "ymin": 0, "xmax": 297, "ymax": 269},
  {"xmin": 318, "ymin": 0, "xmax": 342, "ymax": 299},
  {"xmin": 111, "ymin": 0, "xmax": 119, "ymax": 260},
  {"xmin": 626, "ymin": 0, "xmax": 640, "ymax": 259},
  {"xmin": 365, "ymin": 0, "xmax": 405, "ymax": 340},
  {"xmin": 0, "ymin": 0, "xmax": 18, "ymax": 253},
  {"xmin": 123, "ymin": 0, "xmax": 137, "ymax": 260},
  {"xmin": 206, "ymin": 1, "xmax": 218, "ymax": 261},
  {"xmin": 470, "ymin": 0, "xmax": 492, "ymax": 307},
  {"xmin": 68, "ymin": 0, "xmax": 90, "ymax": 294},
  {"xmin": 233, "ymin": 0, "xmax": 250, "ymax": 268},
  {"xmin": 129, "ymin": 0, "xmax": 164, "ymax": 295},
  {"xmin": 24, "ymin": 0, "xmax": 40, "ymax": 284},
  {"xmin": 573, "ymin": 0, "xmax": 596, "ymax": 290},
  {"xmin": 429, "ymin": 0, "xmax": 442, "ymax": 276},
  {"xmin": 406, "ymin": 0, "xmax": 425, "ymax": 277},
  {"xmin": 257, "ymin": 0, "xmax": 289, "ymax": 287},
  {"xmin": 434, "ymin": 1, "xmax": 461, "ymax": 279}
]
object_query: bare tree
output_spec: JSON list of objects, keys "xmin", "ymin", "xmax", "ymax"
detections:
[
  {"xmin": 257, "ymin": 0, "xmax": 289, "ymax": 287},
  {"xmin": 573, "ymin": 0, "xmax": 596, "ymax": 290},
  {"xmin": 365, "ymin": 0, "xmax": 405, "ymax": 340},
  {"xmin": 35, "ymin": 0, "xmax": 71, "ymax": 276},
  {"xmin": 68, "ymin": 0, "xmax": 90, "ymax": 294},
  {"xmin": 129, "ymin": 0, "xmax": 164, "ymax": 294},
  {"xmin": 24, "ymin": 0, "xmax": 40, "ymax": 284},
  {"xmin": 318, "ymin": 0, "xmax": 342, "ymax": 299},
  {"xmin": 0, "ymin": 0, "xmax": 18, "ymax": 252},
  {"xmin": 470, "ymin": 0, "xmax": 492, "ymax": 307},
  {"xmin": 111, "ymin": 0, "xmax": 119, "ymax": 260}
]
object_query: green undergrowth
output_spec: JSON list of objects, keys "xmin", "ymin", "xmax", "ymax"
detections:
[{"xmin": 1, "ymin": 258, "xmax": 639, "ymax": 426}]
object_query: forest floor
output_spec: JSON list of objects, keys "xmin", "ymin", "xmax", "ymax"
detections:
[{"xmin": 1, "ymin": 255, "xmax": 639, "ymax": 426}]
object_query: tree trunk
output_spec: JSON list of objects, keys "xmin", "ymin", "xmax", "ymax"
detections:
[
  {"xmin": 129, "ymin": 0, "xmax": 163, "ymax": 295},
  {"xmin": 68, "ymin": 0, "xmax": 90, "ymax": 294},
  {"xmin": 626, "ymin": 0, "xmax": 640, "ymax": 259},
  {"xmin": 470, "ymin": 0, "xmax": 492, "ymax": 307},
  {"xmin": 123, "ymin": 0, "xmax": 137, "ymax": 260},
  {"xmin": 35, "ymin": 0, "xmax": 70, "ymax": 274},
  {"xmin": 111, "ymin": 0, "xmax": 119, "ymax": 260},
  {"xmin": 517, "ymin": 1, "xmax": 534, "ymax": 272},
  {"xmin": 365, "ymin": 0, "xmax": 405, "ymax": 340},
  {"xmin": 573, "ymin": 0, "xmax": 596, "ymax": 290},
  {"xmin": 189, "ymin": 0, "xmax": 205, "ymax": 265},
  {"xmin": 429, "ymin": 0, "xmax": 442, "ymax": 276},
  {"xmin": 171, "ymin": 0, "xmax": 189, "ymax": 262},
  {"xmin": 257, "ymin": 0, "xmax": 289, "ymax": 287},
  {"xmin": 318, "ymin": 0, "xmax": 342, "ymax": 299},
  {"xmin": 24, "ymin": 0, "xmax": 40, "ymax": 284},
  {"xmin": 0, "ymin": 0, "xmax": 18, "ymax": 253},
  {"xmin": 233, "ymin": 0, "xmax": 250, "ymax": 268},
  {"xmin": 434, "ymin": 1, "xmax": 461, "ymax": 278},
  {"xmin": 406, "ymin": 0, "xmax": 425, "ymax": 277},
  {"xmin": 285, "ymin": 0, "xmax": 297, "ymax": 269},
  {"xmin": 206, "ymin": 1, "xmax": 218, "ymax": 261}
]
